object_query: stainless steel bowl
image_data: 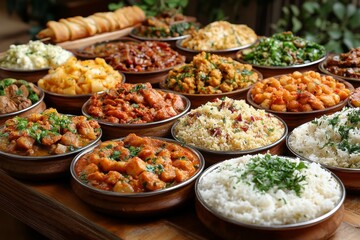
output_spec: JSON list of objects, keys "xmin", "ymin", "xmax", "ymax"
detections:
[
  {"xmin": 176, "ymin": 37, "xmax": 256, "ymax": 62},
  {"xmin": 0, "ymin": 128, "xmax": 102, "ymax": 180},
  {"xmin": 70, "ymin": 137, "xmax": 205, "ymax": 216},
  {"xmin": 171, "ymin": 114, "xmax": 288, "ymax": 166},
  {"xmin": 82, "ymin": 89, "xmax": 191, "ymax": 140},
  {"xmin": 195, "ymin": 155, "xmax": 346, "ymax": 240}
]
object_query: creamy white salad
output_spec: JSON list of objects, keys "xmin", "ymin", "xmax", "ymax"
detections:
[{"xmin": 0, "ymin": 40, "xmax": 72, "ymax": 70}]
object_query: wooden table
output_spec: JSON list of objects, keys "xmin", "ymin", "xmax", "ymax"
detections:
[{"xmin": 0, "ymin": 168, "xmax": 359, "ymax": 240}]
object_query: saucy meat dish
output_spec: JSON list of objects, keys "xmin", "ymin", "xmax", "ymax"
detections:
[
  {"xmin": 0, "ymin": 108, "xmax": 101, "ymax": 156},
  {"xmin": 74, "ymin": 133, "xmax": 201, "ymax": 193},
  {"xmin": 105, "ymin": 41, "xmax": 185, "ymax": 72},
  {"xmin": 86, "ymin": 82, "xmax": 186, "ymax": 124},
  {"xmin": 325, "ymin": 47, "xmax": 360, "ymax": 78},
  {"xmin": 0, "ymin": 78, "xmax": 40, "ymax": 114}
]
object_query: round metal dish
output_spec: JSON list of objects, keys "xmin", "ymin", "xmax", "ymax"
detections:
[
  {"xmin": 176, "ymin": 38, "xmax": 257, "ymax": 62},
  {"xmin": 70, "ymin": 137, "xmax": 205, "ymax": 216},
  {"xmin": 82, "ymin": 89, "xmax": 191, "ymax": 140},
  {"xmin": 195, "ymin": 156, "xmax": 345, "ymax": 240},
  {"xmin": 287, "ymin": 131, "xmax": 360, "ymax": 190},
  {"xmin": 171, "ymin": 115, "xmax": 288, "ymax": 166}
]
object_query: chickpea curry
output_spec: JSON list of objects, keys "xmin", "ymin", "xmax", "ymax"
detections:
[
  {"xmin": 164, "ymin": 52, "xmax": 260, "ymax": 94},
  {"xmin": 0, "ymin": 108, "xmax": 101, "ymax": 156},
  {"xmin": 74, "ymin": 133, "xmax": 201, "ymax": 193}
]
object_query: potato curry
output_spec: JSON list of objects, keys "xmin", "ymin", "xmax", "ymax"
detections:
[{"xmin": 74, "ymin": 133, "xmax": 201, "ymax": 193}]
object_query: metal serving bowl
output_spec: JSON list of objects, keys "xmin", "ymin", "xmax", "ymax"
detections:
[
  {"xmin": 70, "ymin": 137, "xmax": 205, "ymax": 216},
  {"xmin": 319, "ymin": 54, "xmax": 360, "ymax": 88},
  {"xmin": 195, "ymin": 155, "xmax": 346, "ymax": 240},
  {"xmin": 246, "ymin": 75, "xmax": 354, "ymax": 130},
  {"xmin": 0, "ymin": 84, "xmax": 46, "ymax": 125},
  {"xmin": 171, "ymin": 114, "xmax": 288, "ymax": 166},
  {"xmin": 0, "ymin": 127, "xmax": 102, "ymax": 180},
  {"xmin": 176, "ymin": 37, "xmax": 256, "ymax": 62},
  {"xmin": 236, "ymin": 50, "xmax": 326, "ymax": 79},
  {"xmin": 287, "ymin": 130, "xmax": 360, "ymax": 190},
  {"xmin": 159, "ymin": 68, "xmax": 263, "ymax": 109},
  {"xmin": 82, "ymin": 89, "xmax": 191, "ymax": 140},
  {"xmin": 129, "ymin": 28, "xmax": 189, "ymax": 48}
]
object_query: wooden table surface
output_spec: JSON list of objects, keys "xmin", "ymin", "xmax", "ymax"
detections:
[{"xmin": 0, "ymin": 168, "xmax": 359, "ymax": 240}]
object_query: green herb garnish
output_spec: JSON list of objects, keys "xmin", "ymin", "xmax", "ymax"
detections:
[{"xmin": 240, "ymin": 154, "xmax": 307, "ymax": 196}]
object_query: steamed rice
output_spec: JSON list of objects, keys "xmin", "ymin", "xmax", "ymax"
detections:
[
  {"xmin": 173, "ymin": 97, "xmax": 285, "ymax": 151},
  {"xmin": 197, "ymin": 154, "xmax": 342, "ymax": 225},
  {"xmin": 288, "ymin": 107, "xmax": 360, "ymax": 168}
]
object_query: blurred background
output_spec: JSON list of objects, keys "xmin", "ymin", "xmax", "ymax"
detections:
[{"xmin": 1, "ymin": 0, "xmax": 360, "ymax": 53}]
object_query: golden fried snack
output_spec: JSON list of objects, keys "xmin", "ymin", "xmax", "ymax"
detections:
[{"xmin": 37, "ymin": 6, "xmax": 146, "ymax": 43}]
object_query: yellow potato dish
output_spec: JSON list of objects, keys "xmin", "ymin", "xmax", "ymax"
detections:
[{"xmin": 38, "ymin": 56, "xmax": 124, "ymax": 95}]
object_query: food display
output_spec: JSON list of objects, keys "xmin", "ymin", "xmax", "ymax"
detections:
[
  {"xmin": 86, "ymin": 82, "xmax": 187, "ymax": 124},
  {"xmin": 240, "ymin": 32, "xmax": 326, "ymax": 66},
  {"xmin": 349, "ymin": 87, "xmax": 360, "ymax": 107},
  {"xmin": 105, "ymin": 41, "xmax": 185, "ymax": 72},
  {"xmin": 249, "ymin": 71, "xmax": 351, "ymax": 112},
  {"xmin": 37, "ymin": 6, "xmax": 145, "ymax": 43},
  {"xmin": 0, "ymin": 40, "xmax": 72, "ymax": 70},
  {"xmin": 37, "ymin": 56, "xmax": 124, "ymax": 95},
  {"xmin": 74, "ymin": 133, "xmax": 201, "ymax": 193},
  {"xmin": 0, "ymin": 108, "xmax": 101, "ymax": 156},
  {"xmin": 288, "ymin": 107, "xmax": 360, "ymax": 168},
  {"xmin": 173, "ymin": 97, "xmax": 285, "ymax": 151},
  {"xmin": 131, "ymin": 11, "xmax": 197, "ymax": 38},
  {"xmin": 0, "ymin": 78, "xmax": 41, "ymax": 114},
  {"xmin": 164, "ymin": 52, "xmax": 260, "ymax": 94},
  {"xmin": 323, "ymin": 47, "xmax": 360, "ymax": 79},
  {"xmin": 197, "ymin": 153, "xmax": 342, "ymax": 225},
  {"xmin": 179, "ymin": 21, "xmax": 257, "ymax": 51}
]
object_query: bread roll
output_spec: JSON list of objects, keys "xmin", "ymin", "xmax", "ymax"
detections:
[{"xmin": 37, "ymin": 5, "xmax": 146, "ymax": 43}]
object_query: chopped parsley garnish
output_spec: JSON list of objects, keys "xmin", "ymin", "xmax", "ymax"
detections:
[
  {"xmin": 146, "ymin": 164, "xmax": 164, "ymax": 175},
  {"xmin": 127, "ymin": 146, "xmax": 142, "ymax": 158},
  {"xmin": 110, "ymin": 150, "xmax": 121, "ymax": 160},
  {"xmin": 240, "ymin": 154, "xmax": 307, "ymax": 196}
]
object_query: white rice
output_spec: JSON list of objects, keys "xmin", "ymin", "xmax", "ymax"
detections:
[
  {"xmin": 197, "ymin": 154, "xmax": 342, "ymax": 225},
  {"xmin": 288, "ymin": 107, "xmax": 360, "ymax": 168},
  {"xmin": 173, "ymin": 97, "xmax": 285, "ymax": 151}
]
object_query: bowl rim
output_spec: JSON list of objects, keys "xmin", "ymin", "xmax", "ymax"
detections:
[
  {"xmin": 246, "ymin": 74, "xmax": 354, "ymax": 115},
  {"xmin": 129, "ymin": 27, "xmax": 190, "ymax": 41},
  {"xmin": 38, "ymin": 72, "xmax": 126, "ymax": 98},
  {"xmin": 0, "ymin": 117, "xmax": 102, "ymax": 160},
  {"xmin": 318, "ymin": 55, "xmax": 360, "ymax": 83},
  {"xmin": 286, "ymin": 126, "xmax": 360, "ymax": 173},
  {"xmin": 159, "ymin": 68, "xmax": 263, "ymax": 97},
  {"xmin": 175, "ymin": 37, "xmax": 257, "ymax": 53},
  {"xmin": 171, "ymin": 112, "xmax": 288, "ymax": 155},
  {"xmin": 70, "ymin": 37, "xmax": 141, "ymax": 59},
  {"xmin": 70, "ymin": 136, "xmax": 205, "ymax": 198},
  {"xmin": 119, "ymin": 63, "xmax": 184, "ymax": 75},
  {"xmin": 195, "ymin": 154, "xmax": 346, "ymax": 229},
  {"xmin": 81, "ymin": 88, "xmax": 191, "ymax": 127},
  {"xmin": 0, "ymin": 83, "xmax": 45, "ymax": 118},
  {"xmin": 236, "ymin": 49, "xmax": 327, "ymax": 69},
  {"xmin": 0, "ymin": 65, "xmax": 50, "ymax": 72}
]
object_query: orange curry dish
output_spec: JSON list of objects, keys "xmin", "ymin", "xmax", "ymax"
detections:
[
  {"xmin": 74, "ymin": 133, "xmax": 201, "ymax": 193},
  {"xmin": 0, "ymin": 108, "xmax": 101, "ymax": 156},
  {"xmin": 86, "ymin": 82, "xmax": 186, "ymax": 124}
]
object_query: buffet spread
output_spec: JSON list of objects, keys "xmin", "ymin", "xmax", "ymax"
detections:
[{"xmin": 0, "ymin": 5, "xmax": 360, "ymax": 240}]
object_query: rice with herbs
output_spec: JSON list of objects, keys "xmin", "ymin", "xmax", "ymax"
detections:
[
  {"xmin": 197, "ymin": 154, "xmax": 342, "ymax": 225},
  {"xmin": 173, "ymin": 97, "xmax": 285, "ymax": 151},
  {"xmin": 288, "ymin": 107, "xmax": 360, "ymax": 168}
]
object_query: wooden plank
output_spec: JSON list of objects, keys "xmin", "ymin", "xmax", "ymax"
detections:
[
  {"xmin": 55, "ymin": 27, "xmax": 134, "ymax": 50},
  {"xmin": 0, "ymin": 168, "xmax": 359, "ymax": 240}
]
